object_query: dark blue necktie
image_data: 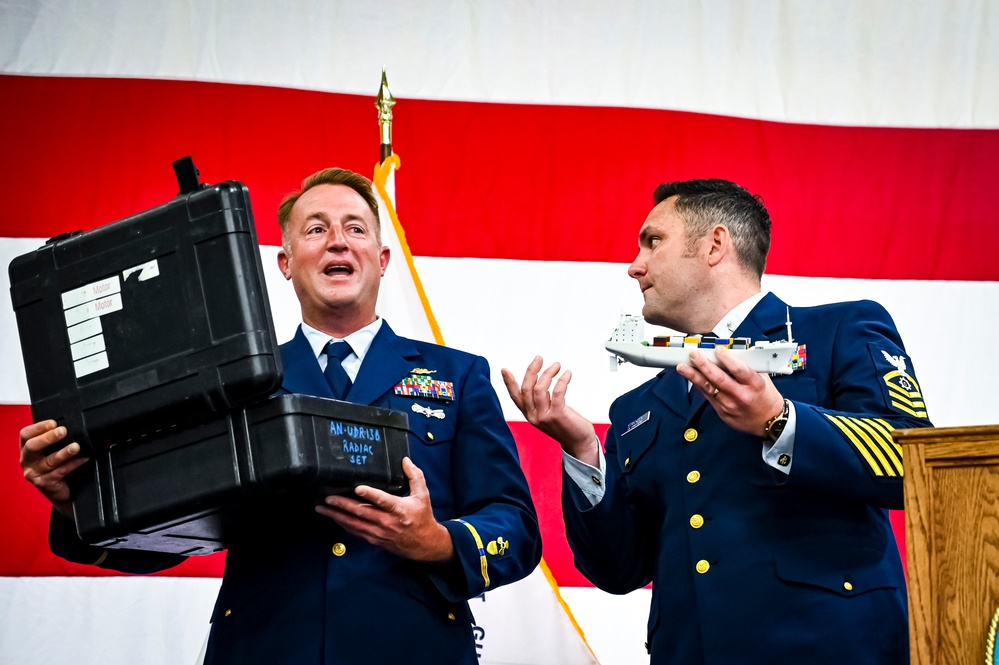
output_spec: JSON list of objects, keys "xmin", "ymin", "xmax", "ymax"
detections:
[{"xmin": 324, "ymin": 340, "xmax": 354, "ymax": 400}]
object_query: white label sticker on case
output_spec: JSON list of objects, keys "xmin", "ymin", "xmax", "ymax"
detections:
[
  {"xmin": 122, "ymin": 259, "xmax": 160, "ymax": 282},
  {"xmin": 74, "ymin": 351, "xmax": 109, "ymax": 378},
  {"xmin": 70, "ymin": 334, "xmax": 106, "ymax": 361},
  {"xmin": 61, "ymin": 275, "xmax": 121, "ymax": 310},
  {"xmin": 64, "ymin": 293, "xmax": 123, "ymax": 327},
  {"xmin": 67, "ymin": 317, "xmax": 102, "ymax": 344}
]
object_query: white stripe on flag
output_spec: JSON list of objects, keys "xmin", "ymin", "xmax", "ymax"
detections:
[
  {"xmin": 2, "ymin": 0, "xmax": 997, "ymax": 127},
  {"xmin": 5, "ymin": 240, "xmax": 996, "ymax": 429}
]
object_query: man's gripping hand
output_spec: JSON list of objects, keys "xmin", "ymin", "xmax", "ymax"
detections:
[
  {"xmin": 678, "ymin": 346, "xmax": 785, "ymax": 437},
  {"xmin": 19, "ymin": 420, "xmax": 89, "ymax": 520},
  {"xmin": 317, "ymin": 457, "xmax": 455, "ymax": 563}
]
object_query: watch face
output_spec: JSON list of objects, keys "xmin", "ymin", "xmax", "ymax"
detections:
[{"xmin": 766, "ymin": 400, "xmax": 790, "ymax": 441}]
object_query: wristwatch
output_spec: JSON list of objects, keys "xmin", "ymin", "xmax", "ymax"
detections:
[{"xmin": 764, "ymin": 399, "xmax": 790, "ymax": 443}]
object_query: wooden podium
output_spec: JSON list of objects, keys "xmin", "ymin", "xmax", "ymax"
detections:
[{"xmin": 896, "ymin": 424, "xmax": 999, "ymax": 665}]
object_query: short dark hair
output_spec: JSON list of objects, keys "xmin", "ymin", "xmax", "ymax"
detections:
[
  {"xmin": 653, "ymin": 179, "xmax": 771, "ymax": 278},
  {"xmin": 277, "ymin": 168, "xmax": 381, "ymax": 245}
]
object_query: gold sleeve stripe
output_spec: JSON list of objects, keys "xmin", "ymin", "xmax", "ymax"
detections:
[
  {"xmin": 882, "ymin": 375, "xmax": 928, "ymax": 417},
  {"xmin": 886, "ymin": 386, "xmax": 925, "ymax": 407},
  {"xmin": 452, "ymin": 519, "xmax": 490, "ymax": 588},
  {"xmin": 893, "ymin": 397, "xmax": 927, "ymax": 410},
  {"xmin": 848, "ymin": 417, "xmax": 900, "ymax": 455},
  {"xmin": 826, "ymin": 415, "xmax": 885, "ymax": 477},
  {"xmin": 850, "ymin": 418, "xmax": 903, "ymax": 475},
  {"xmin": 886, "ymin": 382, "xmax": 923, "ymax": 400},
  {"xmin": 887, "ymin": 392, "xmax": 926, "ymax": 412},
  {"xmin": 861, "ymin": 418, "xmax": 903, "ymax": 457},
  {"xmin": 890, "ymin": 401, "xmax": 929, "ymax": 418},
  {"xmin": 883, "ymin": 372, "xmax": 921, "ymax": 393},
  {"xmin": 839, "ymin": 416, "xmax": 899, "ymax": 477}
]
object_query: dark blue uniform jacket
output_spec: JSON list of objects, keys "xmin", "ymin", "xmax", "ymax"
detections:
[
  {"xmin": 563, "ymin": 293, "xmax": 930, "ymax": 665},
  {"xmin": 52, "ymin": 321, "xmax": 541, "ymax": 665}
]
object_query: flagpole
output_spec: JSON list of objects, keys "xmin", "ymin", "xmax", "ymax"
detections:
[
  {"xmin": 376, "ymin": 67, "xmax": 395, "ymax": 164},
  {"xmin": 370, "ymin": 69, "xmax": 446, "ymax": 346}
]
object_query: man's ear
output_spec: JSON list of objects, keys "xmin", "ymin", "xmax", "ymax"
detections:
[
  {"xmin": 379, "ymin": 245, "xmax": 390, "ymax": 276},
  {"xmin": 277, "ymin": 248, "xmax": 292, "ymax": 280},
  {"xmin": 705, "ymin": 225, "xmax": 731, "ymax": 268}
]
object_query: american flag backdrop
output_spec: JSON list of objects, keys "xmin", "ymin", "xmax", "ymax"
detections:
[{"xmin": 1, "ymin": 2, "xmax": 997, "ymax": 664}]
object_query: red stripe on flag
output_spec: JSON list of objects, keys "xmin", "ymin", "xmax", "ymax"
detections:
[
  {"xmin": 0, "ymin": 405, "xmax": 906, "ymax": 584},
  {"xmin": 2, "ymin": 74, "xmax": 997, "ymax": 281},
  {"xmin": 510, "ymin": 421, "xmax": 610, "ymax": 588},
  {"xmin": 0, "ymin": 404, "xmax": 224, "ymax": 578}
]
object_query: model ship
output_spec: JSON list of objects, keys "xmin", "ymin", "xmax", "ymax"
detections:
[{"xmin": 605, "ymin": 311, "xmax": 804, "ymax": 375}]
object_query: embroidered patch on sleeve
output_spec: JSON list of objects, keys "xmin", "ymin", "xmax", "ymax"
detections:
[
  {"xmin": 868, "ymin": 344, "xmax": 928, "ymax": 419},
  {"xmin": 393, "ymin": 373, "xmax": 454, "ymax": 402},
  {"xmin": 824, "ymin": 414, "xmax": 903, "ymax": 477}
]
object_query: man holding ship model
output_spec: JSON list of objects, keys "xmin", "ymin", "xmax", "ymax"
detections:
[{"xmin": 504, "ymin": 178, "xmax": 932, "ymax": 665}]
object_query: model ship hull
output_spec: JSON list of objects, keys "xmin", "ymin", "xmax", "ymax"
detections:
[{"xmin": 605, "ymin": 341, "xmax": 799, "ymax": 375}]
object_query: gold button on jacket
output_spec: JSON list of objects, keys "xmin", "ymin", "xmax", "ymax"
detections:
[
  {"xmin": 695, "ymin": 560, "xmax": 710, "ymax": 574},
  {"xmin": 686, "ymin": 470, "xmax": 700, "ymax": 483},
  {"xmin": 689, "ymin": 514, "xmax": 704, "ymax": 529},
  {"xmin": 332, "ymin": 543, "xmax": 346, "ymax": 557},
  {"xmin": 683, "ymin": 428, "xmax": 698, "ymax": 442}
]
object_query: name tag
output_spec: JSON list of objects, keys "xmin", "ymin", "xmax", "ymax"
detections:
[{"xmin": 622, "ymin": 411, "xmax": 650, "ymax": 436}]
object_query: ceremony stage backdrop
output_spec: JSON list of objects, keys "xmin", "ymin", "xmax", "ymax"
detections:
[{"xmin": 1, "ymin": 2, "xmax": 997, "ymax": 663}]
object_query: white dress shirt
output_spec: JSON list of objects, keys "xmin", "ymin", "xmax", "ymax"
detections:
[{"xmin": 300, "ymin": 318, "xmax": 383, "ymax": 383}]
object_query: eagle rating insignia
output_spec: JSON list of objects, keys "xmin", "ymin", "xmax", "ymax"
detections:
[{"xmin": 878, "ymin": 350, "xmax": 927, "ymax": 418}]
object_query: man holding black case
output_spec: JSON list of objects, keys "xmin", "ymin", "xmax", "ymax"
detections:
[{"xmin": 20, "ymin": 167, "xmax": 541, "ymax": 665}]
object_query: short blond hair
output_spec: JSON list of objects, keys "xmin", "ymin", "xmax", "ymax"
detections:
[{"xmin": 277, "ymin": 168, "xmax": 381, "ymax": 244}]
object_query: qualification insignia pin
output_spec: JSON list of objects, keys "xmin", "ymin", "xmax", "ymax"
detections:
[{"xmin": 412, "ymin": 403, "xmax": 445, "ymax": 419}]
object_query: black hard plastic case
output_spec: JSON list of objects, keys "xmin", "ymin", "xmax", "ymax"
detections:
[
  {"xmin": 8, "ymin": 180, "xmax": 282, "ymax": 453},
  {"xmin": 72, "ymin": 394, "xmax": 411, "ymax": 555}
]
